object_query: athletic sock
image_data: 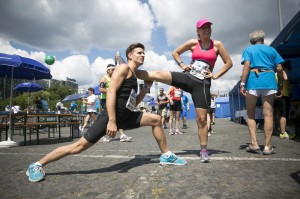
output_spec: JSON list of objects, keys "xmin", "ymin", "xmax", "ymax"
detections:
[{"xmin": 162, "ymin": 151, "xmax": 172, "ymax": 157}]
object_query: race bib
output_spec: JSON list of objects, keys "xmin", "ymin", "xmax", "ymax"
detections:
[
  {"xmin": 174, "ymin": 90, "xmax": 181, "ymax": 98},
  {"xmin": 190, "ymin": 60, "xmax": 210, "ymax": 80},
  {"xmin": 126, "ymin": 89, "xmax": 137, "ymax": 111}
]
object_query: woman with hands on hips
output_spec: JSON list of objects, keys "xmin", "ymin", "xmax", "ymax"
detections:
[{"xmin": 136, "ymin": 19, "xmax": 232, "ymax": 163}]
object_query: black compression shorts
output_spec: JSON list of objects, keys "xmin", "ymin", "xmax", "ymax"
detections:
[
  {"xmin": 83, "ymin": 110, "xmax": 143, "ymax": 143},
  {"xmin": 171, "ymin": 72, "xmax": 211, "ymax": 109}
]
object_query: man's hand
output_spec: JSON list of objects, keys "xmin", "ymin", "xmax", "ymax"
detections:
[{"xmin": 106, "ymin": 121, "xmax": 117, "ymax": 138}]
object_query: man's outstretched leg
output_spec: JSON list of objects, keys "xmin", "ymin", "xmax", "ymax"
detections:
[
  {"xmin": 26, "ymin": 112, "xmax": 109, "ymax": 182},
  {"xmin": 26, "ymin": 138, "xmax": 94, "ymax": 182}
]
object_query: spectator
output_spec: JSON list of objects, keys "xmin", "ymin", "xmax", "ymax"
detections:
[
  {"xmin": 70, "ymin": 101, "xmax": 78, "ymax": 112},
  {"xmin": 157, "ymin": 88, "xmax": 169, "ymax": 129},
  {"xmin": 167, "ymin": 86, "xmax": 183, "ymax": 135},
  {"xmin": 56, "ymin": 100, "xmax": 64, "ymax": 111},
  {"xmin": 181, "ymin": 91, "xmax": 189, "ymax": 129},
  {"xmin": 240, "ymin": 29, "xmax": 284, "ymax": 155},
  {"xmin": 34, "ymin": 97, "xmax": 43, "ymax": 113}
]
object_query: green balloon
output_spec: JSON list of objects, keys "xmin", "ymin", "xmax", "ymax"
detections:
[{"xmin": 45, "ymin": 55, "xmax": 55, "ymax": 65}]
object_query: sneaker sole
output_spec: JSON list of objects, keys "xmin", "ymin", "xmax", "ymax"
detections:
[
  {"xmin": 120, "ymin": 139, "xmax": 132, "ymax": 142},
  {"xmin": 159, "ymin": 162, "xmax": 187, "ymax": 166},
  {"xmin": 200, "ymin": 159, "xmax": 211, "ymax": 163}
]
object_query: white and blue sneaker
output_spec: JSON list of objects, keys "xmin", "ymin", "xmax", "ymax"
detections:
[
  {"xmin": 26, "ymin": 163, "xmax": 45, "ymax": 182},
  {"xmin": 159, "ymin": 154, "xmax": 187, "ymax": 166}
]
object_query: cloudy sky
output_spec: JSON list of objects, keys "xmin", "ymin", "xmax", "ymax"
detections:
[{"xmin": 0, "ymin": 0, "xmax": 299, "ymax": 98}]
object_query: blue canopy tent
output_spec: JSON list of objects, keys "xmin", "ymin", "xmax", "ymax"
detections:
[
  {"xmin": 229, "ymin": 80, "xmax": 246, "ymax": 122},
  {"xmin": 271, "ymin": 10, "xmax": 300, "ymax": 101},
  {"xmin": 215, "ymin": 97, "xmax": 230, "ymax": 118}
]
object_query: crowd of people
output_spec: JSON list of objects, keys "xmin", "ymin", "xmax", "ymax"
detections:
[{"xmin": 25, "ymin": 18, "xmax": 295, "ymax": 183}]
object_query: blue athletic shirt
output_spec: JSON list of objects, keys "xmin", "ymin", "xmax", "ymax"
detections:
[
  {"xmin": 241, "ymin": 44, "xmax": 284, "ymax": 90},
  {"xmin": 181, "ymin": 95, "xmax": 189, "ymax": 111}
]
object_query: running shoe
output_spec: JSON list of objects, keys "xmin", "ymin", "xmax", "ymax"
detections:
[
  {"xmin": 175, "ymin": 129, "xmax": 183, "ymax": 135},
  {"xmin": 183, "ymin": 124, "xmax": 187, "ymax": 129},
  {"xmin": 159, "ymin": 154, "xmax": 187, "ymax": 166},
  {"xmin": 200, "ymin": 149, "xmax": 211, "ymax": 163},
  {"xmin": 169, "ymin": 129, "xmax": 174, "ymax": 135},
  {"xmin": 163, "ymin": 125, "xmax": 168, "ymax": 129},
  {"xmin": 120, "ymin": 134, "xmax": 132, "ymax": 142},
  {"xmin": 26, "ymin": 163, "xmax": 45, "ymax": 182},
  {"xmin": 79, "ymin": 125, "xmax": 83, "ymax": 134},
  {"xmin": 99, "ymin": 136, "xmax": 110, "ymax": 143},
  {"xmin": 280, "ymin": 132, "xmax": 289, "ymax": 139}
]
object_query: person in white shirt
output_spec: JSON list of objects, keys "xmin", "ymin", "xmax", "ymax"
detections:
[
  {"xmin": 12, "ymin": 104, "xmax": 20, "ymax": 113},
  {"xmin": 79, "ymin": 87, "xmax": 97, "ymax": 134}
]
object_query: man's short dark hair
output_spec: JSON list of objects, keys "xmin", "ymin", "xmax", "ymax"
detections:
[
  {"xmin": 126, "ymin": 43, "xmax": 145, "ymax": 59},
  {"xmin": 88, "ymin": 87, "xmax": 94, "ymax": 93}
]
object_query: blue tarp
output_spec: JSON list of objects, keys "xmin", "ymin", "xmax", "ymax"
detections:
[
  {"xmin": 215, "ymin": 97, "xmax": 230, "ymax": 118},
  {"xmin": 229, "ymin": 80, "xmax": 246, "ymax": 121}
]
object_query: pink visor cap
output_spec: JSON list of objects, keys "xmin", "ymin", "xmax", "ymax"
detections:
[{"xmin": 196, "ymin": 19, "xmax": 212, "ymax": 28}]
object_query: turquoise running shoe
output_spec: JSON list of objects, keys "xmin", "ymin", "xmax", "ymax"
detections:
[
  {"xmin": 26, "ymin": 163, "xmax": 45, "ymax": 182},
  {"xmin": 159, "ymin": 154, "xmax": 187, "ymax": 166}
]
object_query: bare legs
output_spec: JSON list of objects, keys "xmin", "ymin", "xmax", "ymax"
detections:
[
  {"xmin": 140, "ymin": 112, "xmax": 169, "ymax": 153},
  {"xmin": 38, "ymin": 137, "xmax": 94, "ymax": 166},
  {"xmin": 246, "ymin": 94, "xmax": 275, "ymax": 149},
  {"xmin": 195, "ymin": 108, "xmax": 208, "ymax": 148}
]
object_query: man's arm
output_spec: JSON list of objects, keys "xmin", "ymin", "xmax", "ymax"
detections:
[
  {"xmin": 136, "ymin": 81, "xmax": 153, "ymax": 105},
  {"xmin": 99, "ymin": 77, "xmax": 107, "ymax": 93}
]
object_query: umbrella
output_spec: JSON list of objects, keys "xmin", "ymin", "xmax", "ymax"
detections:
[
  {"xmin": 148, "ymin": 99, "xmax": 157, "ymax": 106},
  {"xmin": 142, "ymin": 95, "xmax": 154, "ymax": 102},
  {"xmin": 14, "ymin": 82, "xmax": 44, "ymax": 107},
  {"xmin": 0, "ymin": 53, "xmax": 52, "ymax": 148},
  {"xmin": 14, "ymin": 82, "xmax": 43, "ymax": 92},
  {"xmin": 86, "ymin": 85, "xmax": 101, "ymax": 95},
  {"xmin": 62, "ymin": 93, "xmax": 88, "ymax": 103}
]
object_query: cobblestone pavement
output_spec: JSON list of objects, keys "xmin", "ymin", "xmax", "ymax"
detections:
[{"xmin": 0, "ymin": 119, "xmax": 300, "ymax": 199}]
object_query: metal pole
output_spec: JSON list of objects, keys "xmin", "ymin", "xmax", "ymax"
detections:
[{"xmin": 277, "ymin": 0, "xmax": 283, "ymax": 31}]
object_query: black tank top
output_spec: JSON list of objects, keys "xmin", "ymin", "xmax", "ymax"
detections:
[{"xmin": 116, "ymin": 69, "xmax": 137, "ymax": 115}]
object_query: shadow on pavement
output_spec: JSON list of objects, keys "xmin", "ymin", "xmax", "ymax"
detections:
[
  {"xmin": 290, "ymin": 171, "xmax": 300, "ymax": 185},
  {"xmin": 181, "ymin": 149, "xmax": 231, "ymax": 156},
  {"xmin": 46, "ymin": 154, "xmax": 160, "ymax": 176}
]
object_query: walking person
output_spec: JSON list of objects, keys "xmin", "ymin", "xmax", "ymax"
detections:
[
  {"xmin": 135, "ymin": 19, "xmax": 232, "ymax": 163},
  {"xmin": 274, "ymin": 62, "xmax": 294, "ymax": 139},
  {"xmin": 157, "ymin": 88, "xmax": 169, "ymax": 129},
  {"xmin": 26, "ymin": 43, "xmax": 186, "ymax": 182},
  {"xmin": 240, "ymin": 29, "xmax": 284, "ymax": 155},
  {"xmin": 180, "ymin": 91, "xmax": 189, "ymax": 129},
  {"xmin": 210, "ymin": 95, "xmax": 216, "ymax": 125},
  {"xmin": 167, "ymin": 86, "xmax": 183, "ymax": 135},
  {"xmin": 99, "ymin": 64, "xmax": 132, "ymax": 142},
  {"xmin": 79, "ymin": 87, "xmax": 98, "ymax": 135},
  {"xmin": 207, "ymin": 95, "xmax": 216, "ymax": 136}
]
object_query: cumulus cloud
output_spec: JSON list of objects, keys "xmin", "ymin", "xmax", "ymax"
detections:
[{"xmin": 0, "ymin": 0, "xmax": 299, "ymax": 96}]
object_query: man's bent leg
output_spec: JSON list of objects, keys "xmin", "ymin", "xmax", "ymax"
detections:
[{"xmin": 139, "ymin": 112, "xmax": 187, "ymax": 165}]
